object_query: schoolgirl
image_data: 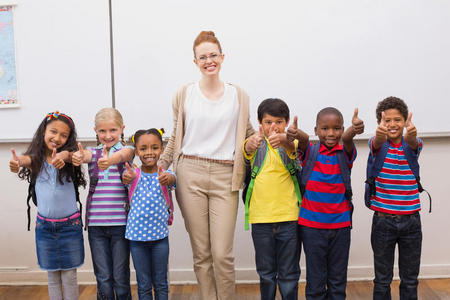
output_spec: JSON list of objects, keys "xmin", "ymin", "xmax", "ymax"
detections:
[
  {"xmin": 9, "ymin": 111, "xmax": 86, "ymax": 300},
  {"xmin": 122, "ymin": 128, "xmax": 175, "ymax": 300},
  {"xmin": 72, "ymin": 108, "xmax": 134, "ymax": 299}
]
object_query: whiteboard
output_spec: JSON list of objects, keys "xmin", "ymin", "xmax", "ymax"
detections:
[
  {"xmin": 113, "ymin": 0, "xmax": 450, "ymax": 138},
  {"xmin": 0, "ymin": 0, "xmax": 112, "ymax": 140}
]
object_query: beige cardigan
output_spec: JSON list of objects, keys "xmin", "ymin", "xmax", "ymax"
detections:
[{"xmin": 160, "ymin": 83, "xmax": 255, "ymax": 191}]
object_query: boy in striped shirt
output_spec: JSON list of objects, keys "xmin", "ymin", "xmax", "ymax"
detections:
[
  {"xmin": 287, "ymin": 107, "xmax": 364, "ymax": 299},
  {"xmin": 369, "ymin": 97, "xmax": 423, "ymax": 300}
]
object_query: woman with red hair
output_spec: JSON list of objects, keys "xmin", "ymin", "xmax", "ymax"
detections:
[{"xmin": 160, "ymin": 31, "xmax": 254, "ymax": 300}]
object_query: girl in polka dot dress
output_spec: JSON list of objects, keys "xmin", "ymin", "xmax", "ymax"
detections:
[{"xmin": 122, "ymin": 128, "xmax": 176, "ymax": 300}]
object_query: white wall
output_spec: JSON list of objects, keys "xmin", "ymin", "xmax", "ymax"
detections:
[{"xmin": 1, "ymin": 137, "xmax": 449, "ymax": 284}]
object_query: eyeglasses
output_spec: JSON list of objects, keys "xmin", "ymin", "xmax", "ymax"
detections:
[{"xmin": 196, "ymin": 53, "xmax": 221, "ymax": 63}]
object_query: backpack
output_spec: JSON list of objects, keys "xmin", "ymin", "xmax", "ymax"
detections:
[
  {"xmin": 242, "ymin": 138, "xmax": 302, "ymax": 230},
  {"xmin": 26, "ymin": 170, "xmax": 82, "ymax": 231},
  {"xmin": 85, "ymin": 148, "xmax": 129, "ymax": 229},
  {"xmin": 364, "ymin": 138, "xmax": 431, "ymax": 212},
  {"xmin": 128, "ymin": 167, "xmax": 174, "ymax": 225},
  {"xmin": 299, "ymin": 142, "xmax": 354, "ymax": 227}
]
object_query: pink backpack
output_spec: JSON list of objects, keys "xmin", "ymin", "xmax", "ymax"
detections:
[{"xmin": 128, "ymin": 167, "xmax": 174, "ymax": 225}]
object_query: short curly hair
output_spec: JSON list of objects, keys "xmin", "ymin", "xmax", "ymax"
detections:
[{"xmin": 376, "ymin": 96, "xmax": 408, "ymax": 123}]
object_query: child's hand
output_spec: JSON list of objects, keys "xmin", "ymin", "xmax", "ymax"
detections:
[
  {"xmin": 351, "ymin": 108, "xmax": 364, "ymax": 135},
  {"xmin": 97, "ymin": 148, "xmax": 110, "ymax": 170},
  {"xmin": 404, "ymin": 112, "xmax": 418, "ymax": 148},
  {"xmin": 51, "ymin": 148, "xmax": 66, "ymax": 169},
  {"xmin": 286, "ymin": 116, "xmax": 298, "ymax": 142},
  {"xmin": 158, "ymin": 166, "xmax": 175, "ymax": 186},
  {"xmin": 9, "ymin": 149, "xmax": 20, "ymax": 173},
  {"xmin": 122, "ymin": 162, "xmax": 136, "ymax": 185},
  {"xmin": 245, "ymin": 125, "xmax": 264, "ymax": 154},
  {"xmin": 72, "ymin": 143, "xmax": 85, "ymax": 166},
  {"xmin": 375, "ymin": 111, "xmax": 388, "ymax": 142},
  {"xmin": 268, "ymin": 123, "xmax": 281, "ymax": 149}
]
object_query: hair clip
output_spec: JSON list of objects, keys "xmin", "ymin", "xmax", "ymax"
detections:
[
  {"xmin": 131, "ymin": 135, "xmax": 135, "ymax": 144},
  {"xmin": 45, "ymin": 110, "xmax": 74, "ymax": 126},
  {"xmin": 46, "ymin": 110, "xmax": 60, "ymax": 121},
  {"xmin": 157, "ymin": 129, "xmax": 163, "ymax": 137}
]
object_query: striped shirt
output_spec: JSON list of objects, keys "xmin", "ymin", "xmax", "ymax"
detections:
[
  {"xmin": 369, "ymin": 137, "xmax": 423, "ymax": 214},
  {"xmin": 298, "ymin": 143, "xmax": 356, "ymax": 229},
  {"xmin": 87, "ymin": 142, "xmax": 132, "ymax": 226}
]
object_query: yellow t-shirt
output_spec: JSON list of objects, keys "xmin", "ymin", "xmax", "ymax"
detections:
[{"xmin": 243, "ymin": 138, "xmax": 299, "ymax": 223}]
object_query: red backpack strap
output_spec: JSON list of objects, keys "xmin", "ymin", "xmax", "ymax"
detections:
[{"xmin": 128, "ymin": 167, "xmax": 141, "ymax": 203}]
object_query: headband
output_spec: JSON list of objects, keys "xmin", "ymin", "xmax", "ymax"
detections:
[{"xmin": 46, "ymin": 111, "xmax": 73, "ymax": 125}]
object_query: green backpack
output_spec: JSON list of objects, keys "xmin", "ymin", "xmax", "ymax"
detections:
[{"xmin": 242, "ymin": 138, "xmax": 302, "ymax": 230}]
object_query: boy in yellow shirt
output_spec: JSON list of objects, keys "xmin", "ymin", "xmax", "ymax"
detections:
[{"xmin": 243, "ymin": 98, "xmax": 301, "ymax": 300}]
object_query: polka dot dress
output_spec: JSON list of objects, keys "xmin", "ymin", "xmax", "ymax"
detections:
[{"xmin": 125, "ymin": 170, "xmax": 173, "ymax": 241}]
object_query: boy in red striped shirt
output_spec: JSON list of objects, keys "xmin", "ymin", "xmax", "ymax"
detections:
[
  {"xmin": 369, "ymin": 97, "xmax": 423, "ymax": 300},
  {"xmin": 287, "ymin": 107, "xmax": 364, "ymax": 299}
]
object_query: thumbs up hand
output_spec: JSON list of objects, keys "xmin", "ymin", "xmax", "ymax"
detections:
[
  {"xmin": 351, "ymin": 108, "xmax": 365, "ymax": 135},
  {"xmin": 286, "ymin": 116, "xmax": 299, "ymax": 142},
  {"xmin": 268, "ymin": 123, "xmax": 281, "ymax": 149},
  {"xmin": 158, "ymin": 166, "xmax": 175, "ymax": 186},
  {"xmin": 244, "ymin": 125, "xmax": 264, "ymax": 154},
  {"xmin": 122, "ymin": 162, "xmax": 136, "ymax": 185},
  {"xmin": 51, "ymin": 148, "xmax": 65, "ymax": 169},
  {"xmin": 72, "ymin": 143, "xmax": 85, "ymax": 166},
  {"xmin": 404, "ymin": 112, "xmax": 418, "ymax": 148},
  {"xmin": 97, "ymin": 147, "xmax": 111, "ymax": 170},
  {"xmin": 9, "ymin": 149, "xmax": 20, "ymax": 173},
  {"xmin": 376, "ymin": 111, "xmax": 388, "ymax": 142}
]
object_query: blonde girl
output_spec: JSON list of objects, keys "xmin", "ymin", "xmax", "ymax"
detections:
[{"xmin": 72, "ymin": 107, "xmax": 134, "ymax": 300}]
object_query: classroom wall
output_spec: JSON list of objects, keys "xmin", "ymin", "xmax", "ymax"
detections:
[{"xmin": 1, "ymin": 137, "xmax": 449, "ymax": 284}]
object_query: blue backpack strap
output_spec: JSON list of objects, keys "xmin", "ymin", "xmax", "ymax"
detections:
[
  {"xmin": 336, "ymin": 149, "xmax": 354, "ymax": 228},
  {"xmin": 336, "ymin": 150, "xmax": 353, "ymax": 201},
  {"xmin": 243, "ymin": 139, "xmax": 269, "ymax": 230},
  {"xmin": 300, "ymin": 143, "xmax": 320, "ymax": 196},
  {"xmin": 402, "ymin": 138, "xmax": 432, "ymax": 213},
  {"xmin": 364, "ymin": 140, "xmax": 389, "ymax": 208}
]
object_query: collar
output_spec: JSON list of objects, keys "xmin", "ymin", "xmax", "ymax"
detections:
[
  {"xmin": 318, "ymin": 142, "xmax": 343, "ymax": 155},
  {"xmin": 96, "ymin": 141, "xmax": 123, "ymax": 151}
]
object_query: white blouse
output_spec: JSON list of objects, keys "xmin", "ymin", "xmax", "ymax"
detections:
[{"xmin": 181, "ymin": 82, "xmax": 239, "ymax": 161}]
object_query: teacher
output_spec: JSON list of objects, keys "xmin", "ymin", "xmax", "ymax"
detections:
[{"xmin": 160, "ymin": 31, "xmax": 254, "ymax": 300}]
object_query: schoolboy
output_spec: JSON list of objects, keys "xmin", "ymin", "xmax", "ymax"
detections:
[
  {"xmin": 368, "ymin": 97, "xmax": 423, "ymax": 300},
  {"xmin": 286, "ymin": 107, "xmax": 364, "ymax": 299},
  {"xmin": 243, "ymin": 98, "xmax": 301, "ymax": 300}
]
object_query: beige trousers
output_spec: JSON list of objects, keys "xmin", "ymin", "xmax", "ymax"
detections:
[{"xmin": 175, "ymin": 156, "xmax": 239, "ymax": 300}]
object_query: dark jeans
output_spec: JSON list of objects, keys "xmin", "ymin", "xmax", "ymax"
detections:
[
  {"xmin": 299, "ymin": 226, "xmax": 351, "ymax": 300},
  {"xmin": 251, "ymin": 221, "xmax": 301, "ymax": 300},
  {"xmin": 371, "ymin": 212, "xmax": 422, "ymax": 300},
  {"xmin": 130, "ymin": 238, "xmax": 169, "ymax": 300},
  {"xmin": 88, "ymin": 226, "xmax": 131, "ymax": 300}
]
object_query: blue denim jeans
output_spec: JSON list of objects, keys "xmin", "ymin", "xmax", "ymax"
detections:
[
  {"xmin": 88, "ymin": 226, "xmax": 131, "ymax": 300},
  {"xmin": 371, "ymin": 212, "xmax": 422, "ymax": 300},
  {"xmin": 299, "ymin": 226, "xmax": 351, "ymax": 300},
  {"xmin": 130, "ymin": 237, "xmax": 169, "ymax": 300},
  {"xmin": 251, "ymin": 221, "xmax": 301, "ymax": 300}
]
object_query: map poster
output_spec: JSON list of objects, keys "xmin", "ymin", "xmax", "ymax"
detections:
[{"xmin": 0, "ymin": 5, "xmax": 18, "ymax": 107}]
